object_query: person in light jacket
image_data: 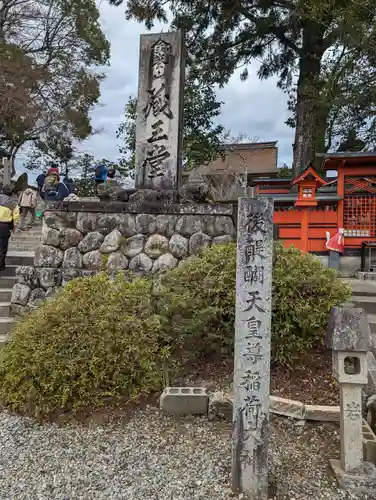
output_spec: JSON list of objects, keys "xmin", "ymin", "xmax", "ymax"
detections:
[
  {"xmin": 18, "ymin": 186, "xmax": 38, "ymax": 230},
  {"xmin": 0, "ymin": 185, "xmax": 19, "ymax": 271}
]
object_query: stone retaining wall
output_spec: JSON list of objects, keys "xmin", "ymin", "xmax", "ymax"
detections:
[{"xmin": 11, "ymin": 200, "xmax": 237, "ymax": 315}]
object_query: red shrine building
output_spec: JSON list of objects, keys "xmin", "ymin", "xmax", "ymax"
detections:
[{"xmin": 250, "ymin": 152, "xmax": 376, "ymax": 276}]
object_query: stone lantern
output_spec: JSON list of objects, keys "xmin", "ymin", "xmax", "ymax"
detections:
[{"xmin": 326, "ymin": 306, "xmax": 376, "ymax": 492}]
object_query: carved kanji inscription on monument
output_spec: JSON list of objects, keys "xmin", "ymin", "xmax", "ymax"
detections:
[
  {"xmin": 232, "ymin": 197, "xmax": 274, "ymax": 499},
  {"xmin": 135, "ymin": 32, "xmax": 184, "ymax": 190}
]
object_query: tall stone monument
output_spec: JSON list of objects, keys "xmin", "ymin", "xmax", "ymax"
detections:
[
  {"xmin": 232, "ymin": 197, "xmax": 274, "ymax": 498},
  {"xmin": 135, "ymin": 31, "xmax": 184, "ymax": 192}
]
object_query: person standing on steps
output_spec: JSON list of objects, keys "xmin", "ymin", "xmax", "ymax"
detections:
[
  {"xmin": 36, "ymin": 171, "xmax": 46, "ymax": 197},
  {"xmin": 0, "ymin": 185, "xmax": 20, "ymax": 272},
  {"xmin": 18, "ymin": 186, "xmax": 38, "ymax": 231},
  {"xmin": 94, "ymin": 163, "xmax": 107, "ymax": 194}
]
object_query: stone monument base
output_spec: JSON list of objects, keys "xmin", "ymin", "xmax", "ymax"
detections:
[{"xmin": 330, "ymin": 459, "xmax": 376, "ymax": 493}]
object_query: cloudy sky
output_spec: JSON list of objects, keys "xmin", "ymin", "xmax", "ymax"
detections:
[{"xmin": 19, "ymin": 1, "xmax": 295, "ymax": 178}]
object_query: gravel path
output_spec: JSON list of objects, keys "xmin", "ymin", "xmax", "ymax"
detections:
[{"xmin": 0, "ymin": 407, "xmax": 375, "ymax": 499}]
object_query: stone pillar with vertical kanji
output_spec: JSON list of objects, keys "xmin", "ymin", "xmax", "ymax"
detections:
[
  {"xmin": 232, "ymin": 197, "xmax": 274, "ymax": 499},
  {"xmin": 135, "ymin": 31, "xmax": 184, "ymax": 192}
]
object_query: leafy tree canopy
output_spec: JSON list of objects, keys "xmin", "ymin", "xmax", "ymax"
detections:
[
  {"xmin": 109, "ymin": 0, "xmax": 376, "ymax": 176},
  {"xmin": 0, "ymin": 0, "xmax": 110, "ymax": 163}
]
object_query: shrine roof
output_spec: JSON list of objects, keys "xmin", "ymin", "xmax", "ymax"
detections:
[
  {"xmin": 317, "ymin": 151, "xmax": 376, "ymax": 170},
  {"xmin": 291, "ymin": 164, "xmax": 327, "ymax": 187},
  {"xmin": 261, "ymin": 192, "xmax": 340, "ymax": 202}
]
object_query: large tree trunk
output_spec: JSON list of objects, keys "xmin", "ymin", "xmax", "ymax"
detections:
[{"xmin": 292, "ymin": 24, "xmax": 326, "ymax": 178}]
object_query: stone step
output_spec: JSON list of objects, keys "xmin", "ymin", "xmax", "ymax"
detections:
[
  {"xmin": 0, "ymin": 334, "xmax": 9, "ymax": 346},
  {"xmin": 10, "ymin": 237, "xmax": 41, "ymax": 243},
  {"xmin": 0, "ymin": 289, "xmax": 13, "ymax": 302},
  {"xmin": 347, "ymin": 279, "xmax": 376, "ymax": 297},
  {"xmin": 351, "ymin": 296, "xmax": 376, "ymax": 315},
  {"xmin": 0, "ymin": 276, "xmax": 17, "ymax": 288},
  {"xmin": 8, "ymin": 246, "xmax": 37, "ymax": 253},
  {"xmin": 0, "ymin": 317, "xmax": 14, "ymax": 335},
  {"xmin": 0, "ymin": 303, "xmax": 11, "ymax": 318},
  {"xmin": 5, "ymin": 253, "xmax": 34, "ymax": 266}
]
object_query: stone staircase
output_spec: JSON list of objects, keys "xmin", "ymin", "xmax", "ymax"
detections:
[
  {"xmin": 0, "ymin": 219, "xmax": 42, "ymax": 344},
  {"xmin": 346, "ymin": 279, "xmax": 376, "ymax": 342}
]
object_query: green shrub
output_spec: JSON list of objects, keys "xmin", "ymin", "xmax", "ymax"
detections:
[
  {"xmin": 0, "ymin": 273, "xmax": 169, "ymax": 415},
  {"xmin": 158, "ymin": 242, "xmax": 351, "ymax": 364}
]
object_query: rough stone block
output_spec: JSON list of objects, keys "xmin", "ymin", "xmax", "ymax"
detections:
[
  {"xmin": 303, "ymin": 404, "xmax": 340, "ymax": 422},
  {"xmin": 269, "ymin": 396, "xmax": 305, "ymax": 419},
  {"xmin": 160, "ymin": 387, "xmax": 208, "ymax": 415},
  {"xmin": 330, "ymin": 459, "xmax": 376, "ymax": 493}
]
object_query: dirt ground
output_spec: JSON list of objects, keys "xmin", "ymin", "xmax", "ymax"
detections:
[{"xmin": 178, "ymin": 346, "xmax": 339, "ymax": 405}]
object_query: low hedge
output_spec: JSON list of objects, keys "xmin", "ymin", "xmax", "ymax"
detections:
[
  {"xmin": 0, "ymin": 242, "xmax": 350, "ymax": 415},
  {"xmin": 157, "ymin": 242, "xmax": 351, "ymax": 364},
  {"xmin": 0, "ymin": 274, "xmax": 169, "ymax": 415}
]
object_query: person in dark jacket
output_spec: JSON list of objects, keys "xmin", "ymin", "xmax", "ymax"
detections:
[
  {"xmin": 36, "ymin": 171, "xmax": 46, "ymax": 197},
  {"xmin": 0, "ymin": 185, "xmax": 20, "ymax": 271},
  {"xmin": 44, "ymin": 180, "xmax": 70, "ymax": 202}
]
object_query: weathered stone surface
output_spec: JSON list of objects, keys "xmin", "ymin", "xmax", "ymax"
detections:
[
  {"xmin": 209, "ymin": 391, "xmax": 233, "ymax": 421},
  {"xmin": 83, "ymin": 250, "xmax": 103, "ymax": 269},
  {"xmin": 107, "ymin": 252, "xmax": 128, "ymax": 271},
  {"xmin": 41, "ymin": 225, "xmax": 60, "ymax": 247},
  {"xmin": 44, "ymin": 211, "xmax": 77, "ymax": 229},
  {"xmin": 116, "ymin": 213, "xmax": 136, "ymax": 237},
  {"xmin": 15, "ymin": 266, "xmax": 38, "ymax": 287},
  {"xmin": 97, "ymin": 181, "xmax": 129, "ymax": 202},
  {"xmin": 169, "ymin": 234, "xmax": 188, "ymax": 259},
  {"xmin": 232, "ymin": 197, "xmax": 274, "ymax": 496},
  {"xmin": 35, "ymin": 245, "xmax": 63, "ymax": 268},
  {"xmin": 330, "ymin": 459, "xmax": 376, "ymax": 493},
  {"xmin": 175, "ymin": 215, "xmax": 202, "ymax": 236},
  {"xmin": 10, "ymin": 304, "xmax": 28, "ymax": 316},
  {"xmin": 144, "ymin": 234, "xmax": 169, "ymax": 259},
  {"xmin": 129, "ymin": 253, "xmax": 153, "ymax": 273},
  {"xmin": 45, "ymin": 287, "xmax": 59, "ymax": 299},
  {"xmin": 213, "ymin": 234, "xmax": 234, "ymax": 245},
  {"xmin": 60, "ymin": 228, "xmax": 83, "ymax": 250},
  {"xmin": 189, "ymin": 232, "xmax": 211, "ymax": 254},
  {"xmin": 135, "ymin": 214, "xmax": 157, "ymax": 234},
  {"xmin": 78, "ymin": 232, "xmax": 104, "ymax": 253},
  {"xmin": 160, "ymin": 387, "xmax": 209, "ymax": 415},
  {"xmin": 122, "ymin": 234, "xmax": 146, "ymax": 258},
  {"xmin": 214, "ymin": 216, "xmax": 235, "ymax": 236},
  {"xmin": 269, "ymin": 396, "xmax": 305, "ymax": 419},
  {"xmin": 63, "ymin": 247, "xmax": 83, "ymax": 269},
  {"xmin": 96, "ymin": 213, "xmax": 120, "ymax": 235},
  {"xmin": 76, "ymin": 212, "xmax": 98, "ymax": 233},
  {"xmin": 128, "ymin": 189, "xmax": 176, "ymax": 204},
  {"xmin": 156, "ymin": 215, "xmax": 177, "ymax": 237},
  {"xmin": 326, "ymin": 307, "xmax": 372, "ymax": 351},
  {"xmin": 61, "ymin": 269, "xmax": 82, "ymax": 285},
  {"xmin": 28, "ymin": 288, "xmax": 46, "ymax": 307},
  {"xmin": 100, "ymin": 229, "xmax": 122, "ymax": 254},
  {"xmin": 11, "ymin": 283, "xmax": 31, "ymax": 306},
  {"xmin": 152, "ymin": 253, "xmax": 178, "ymax": 273},
  {"xmin": 179, "ymin": 183, "xmax": 211, "ymax": 204},
  {"xmin": 135, "ymin": 31, "xmax": 183, "ymax": 190},
  {"xmin": 37, "ymin": 268, "xmax": 62, "ymax": 289},
  {"xmin": 303, "ymin": 404, "xmax": 340, "ymax": 422}
]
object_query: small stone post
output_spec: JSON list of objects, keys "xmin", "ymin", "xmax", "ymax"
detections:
[
  {"xmin": 326, "ymin": 306, "xmax": 376, "ymax": 492},
  {"xmin": 232, "ymin": 197, "xmax": 274, "ymax": 498}
]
